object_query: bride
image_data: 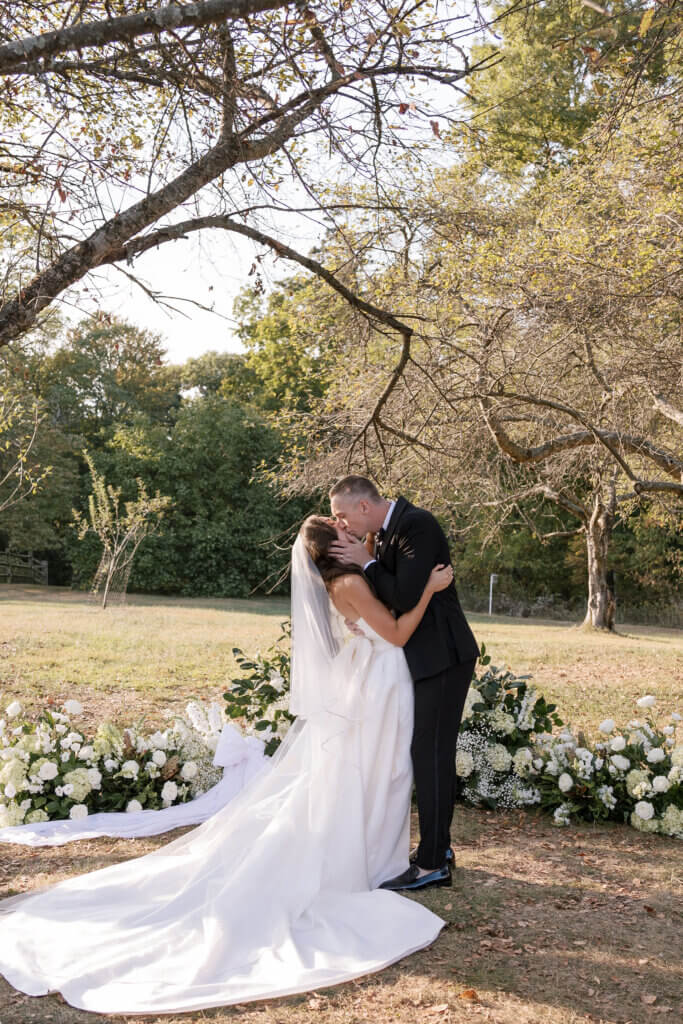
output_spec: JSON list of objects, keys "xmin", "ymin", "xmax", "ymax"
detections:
[{"xmin": 0, "ymin": 516, "xmax": 453, "ymax": 1015}]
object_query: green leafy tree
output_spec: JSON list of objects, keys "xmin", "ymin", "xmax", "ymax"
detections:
[
  {"xmin": 462, "ymin": 0, "xmax": 676, "ymax": 176},
  {"xmin": 36, "ymin": 319, "xmax": 180, "ymax": 441}
]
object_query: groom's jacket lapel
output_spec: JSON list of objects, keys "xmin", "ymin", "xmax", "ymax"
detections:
[{"xmin": 377, "ymin": 496, "xmax": 410, "ymax": 563}]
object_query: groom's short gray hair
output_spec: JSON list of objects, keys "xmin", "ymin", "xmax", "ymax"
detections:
[{"xmin": 329, "ymin": 475, "xmax": 382, "ymax": 503}]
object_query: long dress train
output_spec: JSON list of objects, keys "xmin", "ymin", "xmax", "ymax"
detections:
[{"xmin": 0, "ymin": 616, "xmax": 444, "ymax": 1014}]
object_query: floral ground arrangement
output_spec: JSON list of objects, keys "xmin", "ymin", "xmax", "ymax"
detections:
[{"xmin": 1, "ymin": 633, "xmax": 681, "ymax": 838}]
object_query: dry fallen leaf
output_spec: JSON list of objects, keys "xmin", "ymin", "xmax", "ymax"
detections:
[
  {"xmin": 458, "ymin": 988, "xmax": 479, "ymax": 1002},
  {"xmin": 641, "ymin": 994, "xmax": 657, "ymax": 1005},
  {"xmin": 425, "ymin": 1004, "xmax": 449, "ymax": 1015}
]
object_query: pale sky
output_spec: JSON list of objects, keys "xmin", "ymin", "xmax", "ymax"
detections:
[{"xmin": 86, "ymin": 219, "xmax": 319, "ymax": 365}]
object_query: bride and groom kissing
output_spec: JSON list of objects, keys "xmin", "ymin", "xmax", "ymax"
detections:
[{"xmin": 0, "ymin": 475, "xmax": 479, "ymax": 1015}]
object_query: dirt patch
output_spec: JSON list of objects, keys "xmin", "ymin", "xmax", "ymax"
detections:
[{"xmin": 1, "ymin": 807, "xmax": 681, "ymax": 1024}]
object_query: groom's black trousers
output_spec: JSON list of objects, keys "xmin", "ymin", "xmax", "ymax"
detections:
[{"xmin": 411, "ymin": 659, "xmax": 476, "ymax": 870}]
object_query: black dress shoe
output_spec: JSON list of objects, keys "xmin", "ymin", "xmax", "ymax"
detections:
[
  {"xmin": 379, "ymin": 862, "xmax": 452, "ymax": 891},
  {"xmin": 410, "ymin": 846, "xmax": 455, "ymax": 867}
]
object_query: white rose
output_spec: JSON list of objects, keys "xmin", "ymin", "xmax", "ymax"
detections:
[
  {"xmin": 78, "ymin": 745, "xmax": 94, "ymax": 761},
  {"xmin": 6, "ymin": 701, "xmax": 22, "ymax": 719},
  {"xmin": 611, "ymin": 754, "xmax": 630, "ymax": 772},
  {"xmin": 126, "ymin": 799, "xmax": 143, "ymax": 813},
  {"xmin": 662, "ymin": 726, "xmax": 674, "ymax": 736},
  {"xmin": 599, "ymin": 719, "xmax": 615, "ymax": 735},
  {"xmin": 55, "ymin": 723, "xmax": 67, "ymax": 734},
  {"xmin": 148, "ymin": 731, "xmax": 168, "ymax": 750},
  {"xmin": 646, "ymin": 747, "xmax": 666, "ymax": 764},
  {"xmin": 104, "ymin": 759, "xmax": 119, "ymax": 771},
  {"xmin": 38, "ymin": 761, "xmax": 59, "ymax": 781},
  {"xmin": 610, "ymin": 736, "xmax": 626, "ymax": 752},
  {"xmin": 61, "ymin": 752, "xmax": 70, "ymax": 762},
  {"xmin": 69, "ymin": 803, "xmax": 88, "ymax": 820},
  {"xmin": 120, "ymin": 760, "xmax": 140, "ymax": 778},
  {"xmin": 161, "ymin": 780, "xmax": 178, "ymax": 804},
  {"xmin": 63, "ymin": 700, "xmax": 83, "ymax": 716},
  {"xmin": 636, "ymin": 695, "xmax": 656, "ymax": 708},
  {"xmin": 180, "ymin": 761, "xmax": 198, "ymax": 781},
  {"xmin": 558, "ymin": 773, "xmax": 573, "ymax": 793},
  {"xmin": 152, "ymin": 750, "xmax": 167, "ymax": 767},
  {"xmin": 652, "ymin": 776, "xmax": 671, "ymax": 794},
  {"xmin": 634, "ymin": 800, "xmax": 654, "ymax": 821}
]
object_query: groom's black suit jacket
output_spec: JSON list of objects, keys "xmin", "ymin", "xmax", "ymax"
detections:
[{"xmin": 364, "ymin": 497, "xmax": 479, "ymax": 682}]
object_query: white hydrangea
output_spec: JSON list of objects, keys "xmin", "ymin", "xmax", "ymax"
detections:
[
  {"xmin": 126, "ymin": 799, "xmax": 143, "ymax": 813},
  {"xmin": 597, "ymin": 784, "xmax": 617, "ymax": 809},
  {"xmin": 87, "ymin": 768, "xmax": 102, "ymax": 789},
  {"xmin": 25, "ymin": 808, "xmax": 49, "ymax": 824},
  {"xmin": 62, "ymin": 767, "xmax": 92, "ymax": 802},
  {"xmin": 486, "ymin": 744, "xmax": 512, "ymax": 772},
  {"xmin": 489, "ymin": 709, "xmax": 516, "ymax": 736},
  {"xmin": 69, "ymin": 803, "xmax": 88, "ymax": 820},
  {"xmin": 148, "ymin": 731, "xmax": 168, "ymax": 750},
  {"xmin": 455, "ymin": 749, "xmax": 474, "ymax": 778},
  {"xmin": 512, "ymin": 748, "xmax": 533, "ymax": 777},
  {"xmin": 669, "ymin": 746, "xmax": 683, "ymax": 768},
  {"xmin": 660, "ymin": 804, "xmax": 683, "ymax": 838},
  {"xmin": 552, "ymin": 803, "xmax": 572, "ymax": 827}
]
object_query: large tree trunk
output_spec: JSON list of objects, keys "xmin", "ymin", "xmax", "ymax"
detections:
[{"xmin": 582, "ymin": 490, "xmax": 616, "ymax": 631}]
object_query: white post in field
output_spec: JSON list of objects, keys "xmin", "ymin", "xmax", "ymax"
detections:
[{"xmin": 489, "ymin": 574, "xmax": 499, "ymax": 616}]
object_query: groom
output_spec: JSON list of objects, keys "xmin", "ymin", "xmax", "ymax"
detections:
[{"xmin": 329, "ymin": 476, "xmax": 479, "ymax": 891}]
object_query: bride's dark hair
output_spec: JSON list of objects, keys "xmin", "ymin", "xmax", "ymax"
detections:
[{"xmin": 301, "ymin": 516, "xmax": 366, "ymax": 589}]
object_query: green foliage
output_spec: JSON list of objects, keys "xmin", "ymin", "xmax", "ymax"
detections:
[
  {"xmin": 223, "ymin": 622, "xmax": 294, "ymax": 756},
  {"xmin": 462, "ymin": 0, "xmax": 672, "ymax": 176},
  {"xmin": 67, "ymin": 397, "xmax": 306, "ymax": 598},
  {"xmin": 35, "ymin": 318, "xmax": 180, "ymax": 439}
]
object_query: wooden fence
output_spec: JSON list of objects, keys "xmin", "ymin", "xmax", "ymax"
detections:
[{"xmin": 0, "ymin": 552, "xmax": 49, "ymax": 586}]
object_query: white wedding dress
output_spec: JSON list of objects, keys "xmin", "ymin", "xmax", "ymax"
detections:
[{"xmin": 0, "ymin": 596, "xmax": 444, "ymax": 1013}]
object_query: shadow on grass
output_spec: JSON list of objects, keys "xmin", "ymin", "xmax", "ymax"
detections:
[
  {"xmin": 0, "ymin": 584, "xmax": 290, "ymax": 617},
  {"xmin": 1, "ymin": 807, "xmax": 681, "ymax": 1024}
]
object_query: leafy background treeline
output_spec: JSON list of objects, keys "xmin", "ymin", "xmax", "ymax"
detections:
[{"xmin": 0, "ymin": 301, "xmax": 678, "ymax": 617}]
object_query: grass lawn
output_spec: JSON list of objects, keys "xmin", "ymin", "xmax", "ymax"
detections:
[{"xmin": 1, "ymin": 585, "xmax": 682, "ymax": 1024}]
